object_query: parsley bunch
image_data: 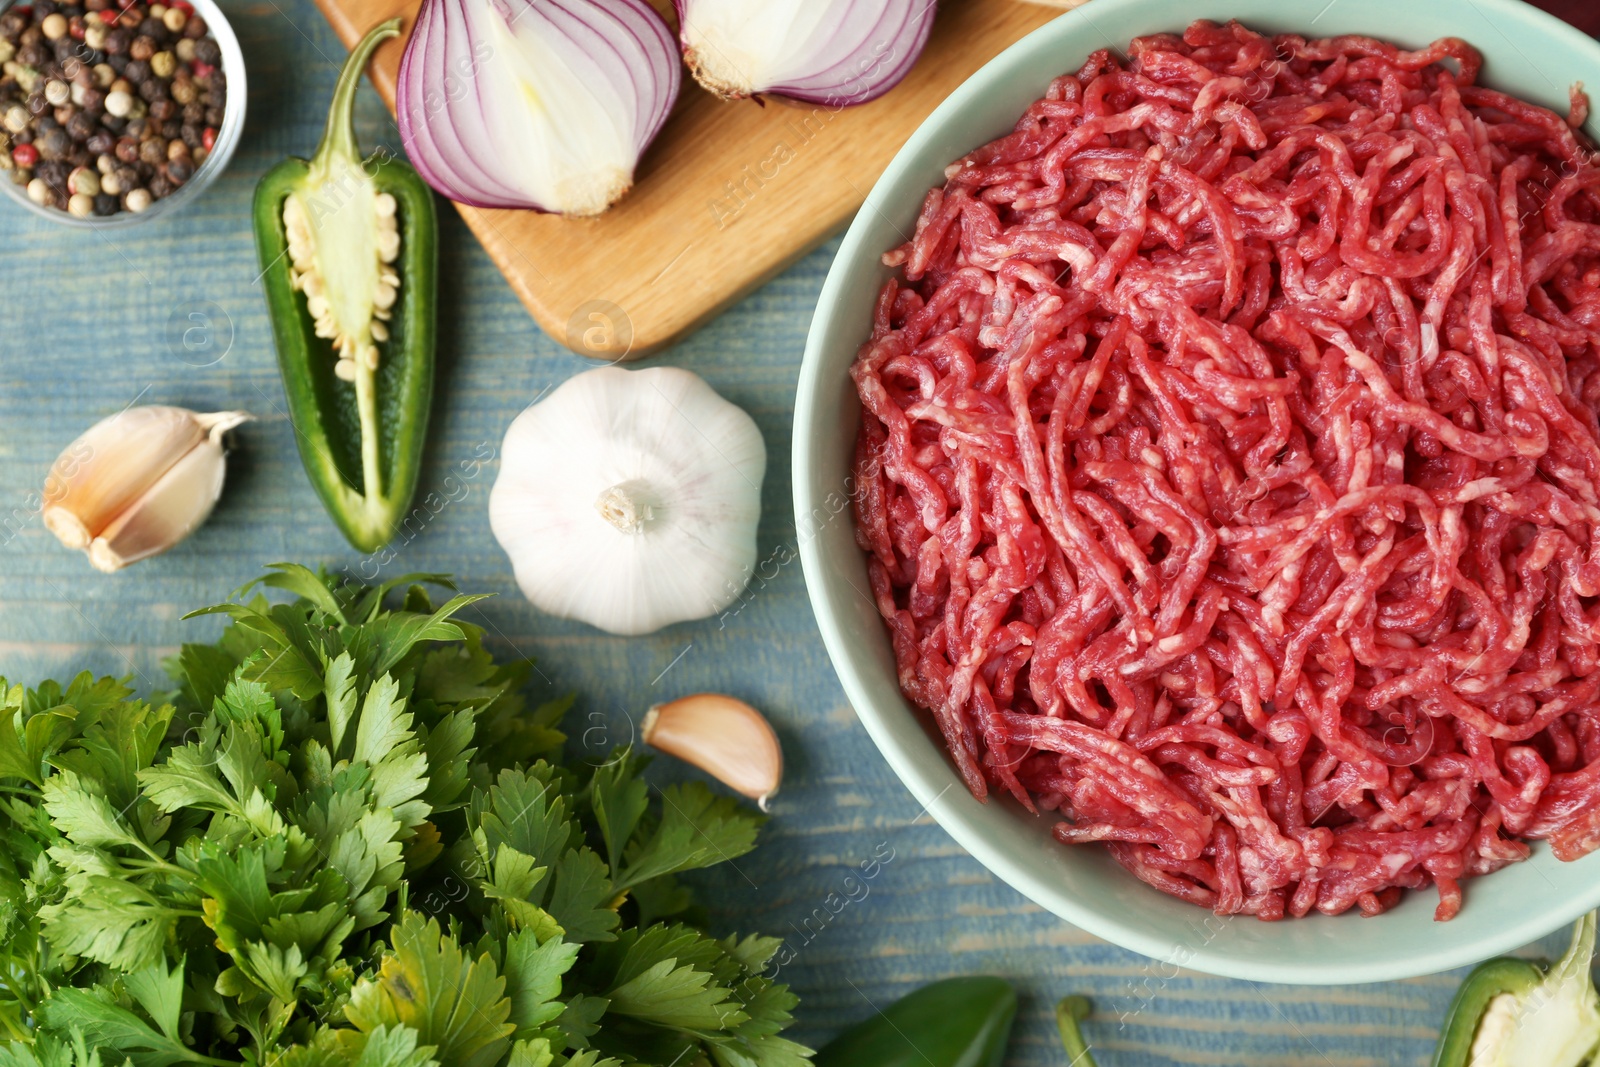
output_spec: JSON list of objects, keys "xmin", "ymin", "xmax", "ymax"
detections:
[{"xmin": 0, "ymin": 566, "xmax": 808, "ymax": 1067}]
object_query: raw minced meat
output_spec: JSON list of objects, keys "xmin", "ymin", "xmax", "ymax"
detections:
[{"xmin": 851, "ymin": 20, "xmax": 1600, "ymax": 920}]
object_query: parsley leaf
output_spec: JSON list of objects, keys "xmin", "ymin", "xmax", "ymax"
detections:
[{"xmin": 0, "ymin": 568, "xmax": 808, "ymax": 1067}]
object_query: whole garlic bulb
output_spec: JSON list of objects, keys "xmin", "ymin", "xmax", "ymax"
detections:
[{"xmin": 489, "ymin": 367, "xmax": 766, "ymax": 636}]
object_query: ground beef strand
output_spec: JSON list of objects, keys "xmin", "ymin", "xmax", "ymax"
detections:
[{"xmin": 851, "ymin": 20, "xmax": 1600, "ymax": 921}]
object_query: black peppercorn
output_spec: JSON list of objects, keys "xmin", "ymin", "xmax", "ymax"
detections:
[
  {"xmin": 123, "ymin": 116, "xmax": 145, "ymax": 138},
  {"xmin": 184, "ymin": 15, "xmax": 207, "ymax": 38},
  {"xmin": 147, "ymin": 171, "xmax": 169, "ymax": 197},
  {"xmin": 203, "ymin": 106, "xmax": 222, "ymax": 127},
  {"xmin": 34, "ymin": 1, "xmax": 58, "ymax": 18},
  {"xmin": 192, "ymin": 37, "xmax": 219, "ymax": 66},
  {"xmin": 160, "ymin": 120, "xmax": 179, "ymax": 139},
  {"xmin": 112, "ymin": 163, "xmax": 135, "ymax": 187},
  {"xmin": 165, "ymin": 157, "xmax": 189, "ymax": 182},
  {"xmin": 148, "ymin": 97, "xmax": 173, "ymax": 121},
  {"xmin": 129, "ymin": 35, "xmax": 154, "ymax": 62},
  {"xmin": 18, "ymin": 43, "xmax": 47, "ymax": 67},
  {"xmin": 137, "ymin": 136, "xmax": 164, "ymax": 164},
  {"xmin": 179, "ymin": 122, "xmax": 198, "ymax": 146},
  {"xmin": 26, "ymin": 93, "xmax": 49, "ymax": 116},
  {"xmin": 85, "ymin": 129, "xmax": 112, "ymax": 155},
  {"xmin": 138, "ymin": 78, "xmax": 166, "ymax": 103},
  {"xmin": 113, "ymin": 135, "xmax": 137, "ymax": 162},
  {"xmin": 104, "ymin": 27, "xmax": 130, "ymax": 55},
  {"xmin": 100, "ymin": 113, "xmax": 124, "ymax": 133},
  {"xmin": 79, "ymin": 87, "xmax": 104, "ymax": 114},
  {"xmin": 66, "ymin": 111, "xmax": 95, "ymax": 140},
  {"xmin": 35, "ymin": 126, "xmax": 69, "ymax": 160},
  {"xmin": 181, "ymin": 101, "xmax": 202, "ymax": 125},
  {"xmin": 35, "ymin": 158, "xmax": 67, "ymax": 189},
  {"xmin": 92, "ymin": 191, "xmax": 116, "ymax": 214},
  {"xmin": 123, "ymin": 59, "xmax": 149, "ymax": 83}
]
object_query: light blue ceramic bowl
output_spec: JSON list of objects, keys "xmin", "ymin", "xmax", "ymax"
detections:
[{"xmin": 796, "ymin": 0, "xmax": 1600, "ymax": 984}]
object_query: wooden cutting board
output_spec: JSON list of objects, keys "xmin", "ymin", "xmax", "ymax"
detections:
[{"xmin": 310, "ymin": 0, "xmax": 1074, "ymax": 359}]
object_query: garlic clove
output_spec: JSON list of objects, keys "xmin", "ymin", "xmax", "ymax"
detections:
[
  {"xmin": 87, "ymin": 432, "xmax": 228, "ymax": 573},
  {"xmin": 642, "ymin": 693, "xmax": 782, "ymax": 809},
  {"xmin": 44, "ymin": 408, "xmax": 249, "ymax": 571},
  {"xmin": 43, "ymin": 405, "xmax": 210, "ymax": 549}
]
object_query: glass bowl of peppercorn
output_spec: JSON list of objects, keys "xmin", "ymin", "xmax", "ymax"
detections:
[{"xmin": 0, "ymin": 0, "xmax": 244, "ymax": 227}]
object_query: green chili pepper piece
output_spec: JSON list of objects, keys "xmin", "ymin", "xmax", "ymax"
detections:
[
  {"xmin": 252, "ymin": 18, "xmax": 437, "ymax": 552},
  {"xmin": 1430, "ymin": 957, "xmax": 1546, "ymax": 1067},
  {"xmin": 813, "ymin": 977, "xmax": 1017, "ymax": 1067},
  {"xmin": 1056, "ymin": 995, "xmax": 1100, "ymax": 1066}
]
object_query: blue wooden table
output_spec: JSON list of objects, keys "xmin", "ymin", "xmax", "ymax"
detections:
[{"xmin": 0, "ymin": 4, "xmax": 1569, "ymax": 1063}]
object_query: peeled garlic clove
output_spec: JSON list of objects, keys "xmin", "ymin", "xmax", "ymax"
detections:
[
  {"xmin": 642, "ymin": 693, "xmax": 782, "ymax": 809},
  {"xmin": 43, "ymin": 405, "xmax": 208, "ymax": 549},
  {"xmin": 44, "ymin": 407, "xmax": 250, "ymax": 571}
]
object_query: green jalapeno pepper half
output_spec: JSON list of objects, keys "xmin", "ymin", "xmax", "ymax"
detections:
[
  {"xmin": 1431, "ymin": 911, "xmax": 1599, "ymax": 1067},
  {"xmin": 813, "ymin": 977, "xmax": 1017, "ymax": 1067},
  {"xmin": 253, "ymin": 18, "xmax": 437, "ymax": 552}
]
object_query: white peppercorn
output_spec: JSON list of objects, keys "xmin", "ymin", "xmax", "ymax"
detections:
[
  {"xmin": 104, "ymin": 90, "xmax": 134, "ymax": 118},
  {"xmin": 67, "ymin": 192, "xmax": 94, "ymax": 217},
  {"xmin": 26, "ymin": 177, "xmax": 52, "ymax": 205},
  {"xmin": 124, "ymin": 187, "xmax": 152, "ymax": 213}
]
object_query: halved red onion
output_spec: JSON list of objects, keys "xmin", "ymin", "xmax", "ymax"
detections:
[
  {"xmin": 673, "ymin": 0, "xmax": 937, "ymax": 105},
  {"xmin": 397, "ymin": 0, "xmax": 681, "ymax": 216}
]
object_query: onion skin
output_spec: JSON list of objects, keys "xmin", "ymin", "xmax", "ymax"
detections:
[
  {"xmin": 397, "ymin": 0, "xmax": 681, "ymax": 215},
  {"xmin": 673, "ymin": 0, "xmax": 938, "ymax": 106}
]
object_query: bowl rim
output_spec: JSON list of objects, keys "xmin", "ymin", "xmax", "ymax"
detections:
[
  {"xmin": 795, "ymin": 0, "xmax": 1600, "ymax": 984},
  {"xmin": 0, "ymin": 0, "xmax": 247, "ymax": 229}
]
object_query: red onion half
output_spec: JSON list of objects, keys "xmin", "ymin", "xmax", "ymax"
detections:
[
  {"xmin": 673, "ymin": 0, "xmax": 937, "ymax": 105},
  {"xmin": 397, "ymin": 0, "xmax": 681, "ymax": 216}
]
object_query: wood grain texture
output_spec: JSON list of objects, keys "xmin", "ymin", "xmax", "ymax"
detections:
[
  {"xmin": 0, "ymin": 3, "xmax": 1586, "ymax": 1065},
  {"xmin": 307, "ymin": 0, "xmax": 1062, "ymax": 358}
]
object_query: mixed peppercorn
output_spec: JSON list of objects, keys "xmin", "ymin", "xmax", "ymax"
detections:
[{"xmin": 0, "ymin": 0, "xmax": 226, "ymax": 218}]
